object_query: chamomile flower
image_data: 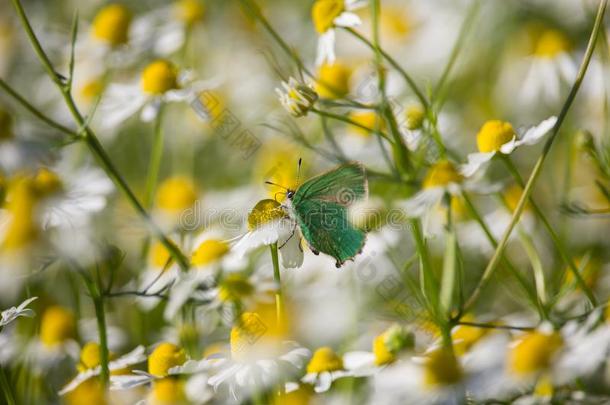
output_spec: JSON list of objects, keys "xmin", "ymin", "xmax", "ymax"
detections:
[
  {"xmin": 276, "ymin": 77, "xmax": 318, "ymax": 117},
  {"xmin": 315, "ymin": 61, "xmax": 352, "ymax": 99},
  {"xmin": 59, "ymin": 343, "xmax": 146, "ymax": 395},
  {"xmin": 164, "ymin": 230, "xmax": 245, "ymax": 320},
  {"xmin": 100, "ymin": 60, "xmax": 214, "ymax": 130},
  {"xmin": 208, "ymin": 311, "xmax": 310, "ymax": 401},
  {"xmin": 233, "ymin": 199, "xmax": 304, "ymax": 269},
  {"xmin": 343, "ymin": 324, "xmax": 414, "ymax": 376},
  {"xmin": 301, "ymin": 346, "xmax": 354, "ymax": 393},
  {"xmin": 26, "ymin": 305, "xmax": 80, "ymax": 370},
  {"xmin": 311, "ymin": 0, "xmax": 366, "ymax": 66},
  {"xmin": 370, "ymin": 347, "xmax": 466, "ymax": 404},
  {"xmin": 0, "ymin": 296, "xmax": 37, "ymax": 327},
  {"xmin": 153, "ymin": 176, "xmax": 200, "ymax": 230},
  {"xmin": 460, "ymin": 117, "xmax": 557, "ymax": 177},
  {"xmin": 520, "ymin": 28, "xmax": 577, "ymax": 106}
]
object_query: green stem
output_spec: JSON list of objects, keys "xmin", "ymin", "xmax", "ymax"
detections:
[
  {"xmin": 345, "ymin": 27, "xmax": 429, "ymax": 109},
  {"xmin": 310, "ymin": 108, "xmax": 392, "ymax": 142},
  {"xmin": 83, "ymin": 274, "xmax": 110, "ymax": 388},
  {"xmin": 270, "ymin": 243, "xmax": 284, "ymax": 326},
  {"xmin": 144, "ymin": 106, "xmax": 165, "ymax": 208},
  {"xmin": 0, "ymin": 365, "xmax": 16, "ymax": 405},
  {"xmin": 463, "ymin": 0, "xmax": 606, "ymax": 311},
  {"xmin": 9, "ymin": 0, "xmax": 189, "ymax": 271},
  {"xmin": 440, "ymin": 198, "xmax": 457, "ymax": 314},
  {"xmin": 501, "ymin": 155, "xmax": 595, "ymax": 305},
  {"xmin": 517, "ymin": 228, "xmax": 548, "ymax": 307},
  {"xmin": 460, "ymin": 191, "xmax": 540, "ymax": 312},
  {"xmin": 409, "ymin": 219, "xmax": 440, "ymax": 318}
]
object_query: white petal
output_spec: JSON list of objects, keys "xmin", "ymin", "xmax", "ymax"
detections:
[
  {"xmin": 316, "ymin": 30, "xmax": 336, "ymax": 67},
  {"xmin": 399, "ymin": 187, "xmax": 444, "ymax": 218},
  {"xmin": 109, "ymin": 346, "xmax": 146, "ymax": 370},
  {"xmin": 99, "ymin": 83, "xmax": 147, "ymax": 129},
  {"xmin": 333, "ymin": 12, "xmax": 362, "ymax": 28},
  {"xmin": 460, "ymin": 152, "xmax": 495, "ymax": 177},
  {"xmin": 515, "ymin": 116, "xmax": 557, "ymax": 147},
  {"xmin": 140, "ymin": 99, "xmax": 161, "ymax": 122},
  {"xmin": 279, "ymin": 229, "xmax": 304, "ymax": 269},
  {"xmin": 499, "ymin": 137, "xmax": 518, "ymax": 154},
  {"xmin": 315, "ymin": 371, "xmax": 333, "ymax": 393},
  {"xmin": 110, "ymin": 374, "xmax": 153, "ymax": 390},
  {"xmin": 232, "ymin": 220, "xmax": 283, "ymax": 256},
  {"xmin": 59, "ymin": 369, "xmax": 98, "ymax": 395}
]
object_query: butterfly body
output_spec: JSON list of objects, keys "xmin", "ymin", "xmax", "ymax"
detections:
[{"xmin": 285, "ymin": 162, "xmax": 368, "ymax": 267}]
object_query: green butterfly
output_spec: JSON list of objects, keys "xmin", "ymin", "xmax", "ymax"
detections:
[{"xmin": 270, "ymin": 161, "xmax": 368, "ymax": 268}]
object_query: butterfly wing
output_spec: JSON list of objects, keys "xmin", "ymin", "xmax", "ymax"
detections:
[{"xmin": 291, "ymin": 163, "xmax": 367, "ymax": 266}]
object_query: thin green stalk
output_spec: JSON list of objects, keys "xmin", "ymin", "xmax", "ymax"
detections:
[
  {"xmin": 410, "ymin": 219, "xmax": 440, "ymax": 319},
  {"xmin": 0, "ymin": 365, "xmax": 16, "ymax": 405},
  {"xmin": 517, "ymin": 229, "xmax": 547, "ymax": 307},
  {"xmin": 270, "ymin": 243, "xmax": 284, "ymax": 326},
  {"xmin": 82, "ymin": 275, "xmax": 110, "ymax": 388},
  {"xmin": 440, "ymin": 200, "xmax": 457, "ymax": 314},
  {"xmin": 0, "ymin": 78, "xmax": 76, "ymax": 138},
  {"xmin": 10, "ymin": 0, "xmax": 189, "ymax": 271},
  {"xmin": 144, "ymin": 107, "xmax": 165, "ymax": 208},
  {"xmin": 345, "ymin": 27, "xmax": 429, "ymax": 109},
  {"xmin": 463, "ymin": 0, "xmax": 607, "ymax": 312},
  {"xmin": 460, "ymin": 191, "xmax": 540, "ymax": 312},
  {"xmin": 432, "ymin": 0, "xmax": 481, "ymax": 107},
  {"xmin": 501, "ymin": 155, "xmax": 595, "ymax": 304},
  {"xmin": 310, "ymin": 108, "xmax": 392, "ymax": 142}
]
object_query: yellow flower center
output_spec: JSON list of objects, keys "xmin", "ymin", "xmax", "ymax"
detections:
[
  {"xmin": 422, "ymin": 160, "xmax": 463, "ymax": 189},
  {"xmin": 66, "ymin": 378, "xmax": 107, "ymax": 405},
  {"xmin": 2, "ymin": 178, "xmax": 39, "ymax": 251},
  {"xmin": 348, "ymin": 111, "xmax": 384, "ymax": 137},
  {"xmin": 92, "ymin": 4, "xmax": 132, "ymax": 47},
  {"xmin": 373, "ymin": 333, "xmax": 395, "ymax": 366},
  {"xmin": 534, "ymin": 374, "xmax": 554, "ymax": 399},
  {"xmin": 230, "ymin": 312, "xmax": 271, "ymax": 362},
  {"xmin": 150, "ymin": 241, "xmax": 173, "ymax": 268},
  {"xmin": 218, "ymin": 273, "xmax": 255, "ymax": 302},
  {"xmin": 155, "ymin": 176, "xmax": 197, "ymax": 212},
  {"xmin": 423, "ymin": 348, "xmax": 463, "ymax": 387},
  {"xmin": 315, "ymin": 62, "xmax": 351, "ymax": 99},
  {"xmin": 40, "ymin": 306, "xmax": 76, "ymax": 347},
  {"xmin": 534, "ymin": 29, "xmax": 571, "ymax": 58},
  {"xmin": 272, "ymin": 384, "xmax": 314, "ymax": 405},
  {"xmin": 141, "ymin": 60, "xmax": 179, "ymax": 95},
  {"xmin": 175, "ymin": 0, "xmax": 205, "ymax": 26},
  {"xmin": 79, "ymin": 342, "xmax": 102, "ymax": 371},
  {"xmin": 405, "ymin": 105, "xmax": 425, "ymax": 130},
  {"xmin": 509, "ymin": 331, "xmax": 563, "ymax": 376},
  {"xmin": 311, "ymin": 0, "xmax": 345, "ymax": 34},
  {"xmin": 247, "ymin": 199, "xmax": 286, "ymax": 230},
  {"xmin": 33, "ymin": 168, "xmax": 63, "ymax": 197},
  {"xmin": 79, "ymin": 79, "xmax": 105, "ymax": 103},
  {"xmin": 451, "ymin": 315, "xmax": 487, "ymax": 356},
  {"xmin": 476, "ymin": 120, "xmax": 515, "ymax": 153},
  {"xmin": 191, "ymin": 239, "xmax": 229, "ymax": 267},
  {"xmin": 152, "ymin": 377, "xmax": 187, "ymax": 404},
  {"xmin": 0, "ymin": 108, "xmax": 14, "ymax": 140},
  {"xmin": 306, "ymin": 347, "xmax": 343, "ymax": 373},
  {"xmin": 148, "ymin": 342, "xmax": 187, "ymax": 377}
]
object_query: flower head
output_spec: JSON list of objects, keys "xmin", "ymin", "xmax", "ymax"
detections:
[
  {"xmin": 191, "ymin": 239, "xmax": 230, "ymax": 267},
  {"xmin": 476, "ymin": 120, "xmax": 515, "ymax": 153},
  {"xmin": 156, "ymin": 176, "xmax": 198, "ymax": 213},
  {"xmin": 92, "ymin": 4, "xmax": 132, "ymax": 47},
  {"xmin": 508, "ymin": 331, "xmax": 563, "ymax": 376},
  {"xmin": 534, "ymin": 29, "xmax": 571, "ymax": 59},
  {"xmin": 276, "ymin": 78, "xmax": 318, "ymax": 117},
  {"xmin": 141, "ymin": 60, "xmax": 179, "ymax": 95},
  {"xmin": 423, "ymin": 160, "xmax": 463, "ymax": 189},
  {"xmin": 40, "ymin": 306, "xmax": 75, "ymax": 348},
  {"xmin": 148, "ymin": 342, "xmax": 187, "ymax": 377},
  {"xmin": 307, "ymin": 347, "xmax": 343, "ymax": 373},
  {"xmin": 312, "ymin": 0, "xmax": 345, "ymax": 34},
  {"xmin": 315, "ymin": 62, "xmax": 351, "ymax": 99},
  {"xmin": 422, "ymin": 348, "xmax": 463, "ymax": 387}
]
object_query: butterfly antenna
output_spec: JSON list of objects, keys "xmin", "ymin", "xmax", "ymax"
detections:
[
  {"xmin": 265, "ymin": 181, "xmax": 289, "ymax": 191},
  {"xmin": 296, "ymin": 158, "xmax": 303, "ymax": 187}
]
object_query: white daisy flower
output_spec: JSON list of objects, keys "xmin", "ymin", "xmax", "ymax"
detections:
[
  {"xmin": 399, "ymin": 159, "xmax": 500, "ymax": 219},
  {"xmin": 233, "ymin": 199, "xmax": 304, "ymax": 269},
  {"xmin": 0, "ymin": 296, "xmax": 37, "ymax": 327},
  {"xmin": 311, "ymin": 0, "xmax": 367, "ymax": 66},
  {"xmin": 59, "ymin": 343, "xmax": 146, "ymax": 395},
  {"xmin": 164, "ymin": 230, "xmax": 246, "ymax": 320},
  {"xmin": 99, "ymin": 59, "xmax": 215, "ymax": 130},
  {"xmin": 207, "ymin": 311, "xmax": 310, "ymax": 402},
  {"xmin": 460, "ymin": 117, "xmax": 557, "ymax": 177},
  {"xmin": 520, "ymin": 28, "xmax": 577, "ymax": 106},
  {"xmin": 301, "ymin": 346, "xmax": 355, "ymax": 393},
  {"xmin": 111, "ymin": 342, "xmax": 201, "ymax": 390}
]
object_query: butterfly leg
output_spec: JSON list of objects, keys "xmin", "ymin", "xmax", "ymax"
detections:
[
  {"xmin": 309, "ymin": 245, "xmax": 320, "ymax": 255},
  {"xmin": 335, "ymin": 260, "xmax": 344, "ymax": 268},
  {"xmin": 278, "ymin": 221, "xmax": 297, "ymax": 250}
]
